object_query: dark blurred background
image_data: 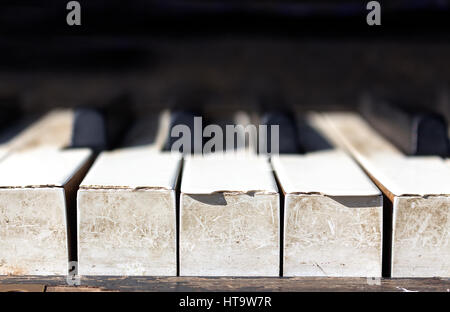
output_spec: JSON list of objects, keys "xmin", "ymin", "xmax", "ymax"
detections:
[{"xmin": 0, "ymin": 1, "xmax": 449, "ymax": 120}]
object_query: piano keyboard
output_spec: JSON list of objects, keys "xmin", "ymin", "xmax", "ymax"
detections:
[{"xmin": 0, "ymin": 102, "xmax": 449, "ymax": 278}]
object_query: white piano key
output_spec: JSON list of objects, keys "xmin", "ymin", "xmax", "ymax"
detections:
[
  {"xmin": 180, "ymin": 155, "xmax": 279, "ymax": 276},
  {"xmin": 77, "ymin": 149, "xmax": 181, "ymax": 276},
  {"xmin": 6, "ymin": 110, "xmax": 73, "ymax": 152},
  {"xmin": 272, "ymin": 150, "xmax": 382, "ymax": 277},
  {"xmin": 363, "ymin": 155, "xmax": 450, "ymax": 197},
  {"xmin": 308, "ymin": 112, "xmax": 401, "ymax": 159},
  {"xmin": 0, "ymin": 147, "xmax": 8, "ymax": 161},
  {"xmin": 273, "ymin": 150, "xmax": 380, "ymax": 196},
  {"xmin": 233, "ymin": 110, "xmax": 259, "ymax": 154},
  {"xmin": 0, "ymin": 147, "xmax": 92, "ymax": 275},
  {"xmin": 0, "ymin": 110, "xmax": 74, "ymax": 163},
  {"xmin": 312, "ymin": 112, "xmax": 450, "ymax": 277}
]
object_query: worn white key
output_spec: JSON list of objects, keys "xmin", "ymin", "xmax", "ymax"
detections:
[
  {"xmin": 272, "ymin": 150, "xmax": 382, "ymax": 277},
  {"xmin": 312, "ymin": 112, "xmax": 450, "ymax": 277},
  {"xmin": 78, "ymin": 149, "xmax": 181, "ymax": 276},
  {"xmin": 180, "ymin": 155, "xmax": 279, "ymax": 276},
  {"xmin": 0, "ymin": 147, "xmax": 92, "ymax": 275},
  {"xmin": 0, "ymin": 110, "xmax": 73, "ymax": 162},
  {"xmin": 7, "ymin": 110, "xmax": 73, "ymax": 152},
  {"xmin": 0, "ymin": 147, "xmax": 7, "ymax": 162}
]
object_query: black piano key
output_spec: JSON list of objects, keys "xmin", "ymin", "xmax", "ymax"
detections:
[
  {"xmin": 163, "ymin": 110, "xmax": 203, "ymax": 154},
  {"xmin": 71, "ymin": 94, "xmax": 134, "ymax": 151},
  {"xmin": 120, "ymin": 115, "xmax": 160, "ymax": 148},
  {"xmin": 0, "ymin": 96, "xmax": 22, "ymax": 133},
  {"xmin": 360, "ymin": 96, "xmax": 449, "ymax": 157},
  {"xmin": 296, "ymin": 117, "xmax": 334, "ymax": 153},
  {"xmin": 260, "ymin": 111, "xmax": 300, "ymax": 154},
  {"xmin": 0, "ymin": 96, "xmax": 34, "ymax": 146},
  {"xmin": 0, "ymin": 115, "xmax": 39, "ymax": 145}
]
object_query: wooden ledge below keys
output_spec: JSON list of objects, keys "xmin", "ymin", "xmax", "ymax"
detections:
[{"xmin": 0, "ymin": 276, "xmax": 449, "ymax": 292}]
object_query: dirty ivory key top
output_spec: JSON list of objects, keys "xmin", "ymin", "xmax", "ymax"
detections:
[
  {"xmin": 180, "ymin": 155, "xmax": 280, "ymax": 276},
  {"xmin": 0, "ymin": 110, "xmax": 74, "ymax": 162},
  {"xmin": 78, "ymin": 149, "xmax": 181, "ymax": 276},
  {"xmin": 272, "ymin": 150, "xmax": 383, "ymax": 277},
  {"xmin": 0, "ymin": 148, "xmax": 92, "ymax": 275},
  {"xmin": 7, "ymin": 110, "xmax": 74, "ymax": 152}
]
